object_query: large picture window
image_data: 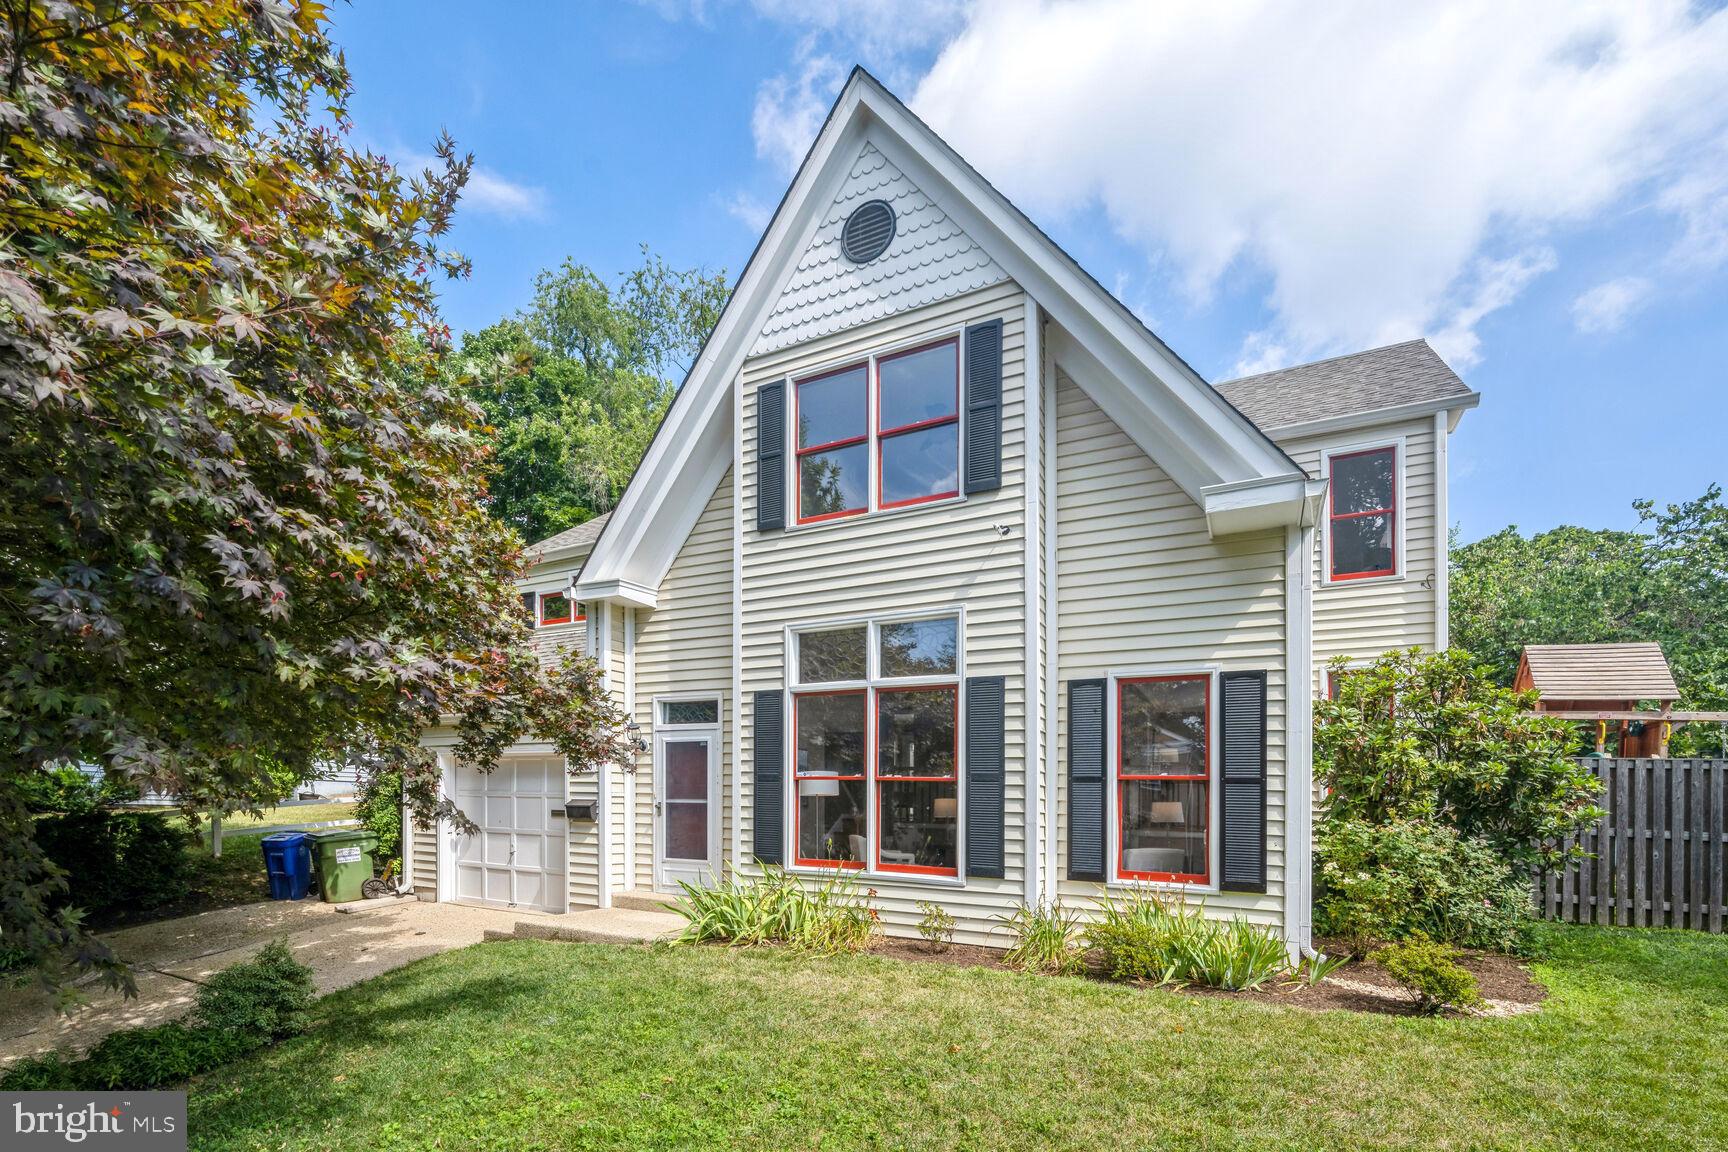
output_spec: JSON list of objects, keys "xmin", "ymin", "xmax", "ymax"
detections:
[
  {"xmin": 791, "ymin": 337, "xmax": 961, "ymax": 525},
  {"xmin": 1327, "ymin": 445, "xmax": 1397, "ymax": 580},
  {"xmin": 791, "ymin": 614, "xmax": 961, "ymax": 877},
  {"xmin": 1117, "ymin": 675, "xmax": 1210, "ymax": 884}
]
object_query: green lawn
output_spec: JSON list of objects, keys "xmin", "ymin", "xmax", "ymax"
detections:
[{"xmin": 183, "ymin": 924, "xmax": 1725, "ymax": 1151}]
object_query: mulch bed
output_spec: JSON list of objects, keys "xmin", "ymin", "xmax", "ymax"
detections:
[{"xmin": 863, "ymin": 934, "xmax": 1548, "ymax": 1017}]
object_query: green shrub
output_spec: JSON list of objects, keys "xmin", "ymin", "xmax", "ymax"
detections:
[
  {"xmin": 19, "ymin": 765, "xmax": 140, "ymax": 815},
  {"xmin": 915, "ymin": 901, "xmax": 955, "ymax": 952},
  {"xmin": 1086, "ymin": 892, "xmax": 1292, "ymax": 990},
  {"xmin": 0, "ymin": 1051, "xmax": 82, "ymax": 1090},
  {"xmin": 671, "ymin": 868, "xmax": 876, "ymax": 953},
  {"xmin": 1314, "ymin": 818, "xmax": 1535, "ymax": 954},
  {"xmin": 354, "ymin": 767, "xmax": 403, "ymax": 865},
  {"xmin": 999, "ymin": 901, "xmax": 1085, "ymax": 975},
  {"xmin": 193, "ymin": 939, "xmax": 315, "ymax": 1043},
  {"xmin": 32, "ymin": 809, "xmax": 192, "ymax": 918},
  {"xmin": 78, "ymin": 1023, "xmax": 249, "ymax": 1089},
  {"xmin": 1372, "ymin": 933, "xmax": 1483, "ymax": 1013}
]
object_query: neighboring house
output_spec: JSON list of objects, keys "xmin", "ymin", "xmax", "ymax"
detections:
[{"xmin": 412, "ymin": 70, "xmax": 1478, "ymax": 954}]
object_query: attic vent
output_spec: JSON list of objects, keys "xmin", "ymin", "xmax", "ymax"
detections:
[{"xmin": 840, "ymin": 199, "xmax": 895, "ymax": 264}]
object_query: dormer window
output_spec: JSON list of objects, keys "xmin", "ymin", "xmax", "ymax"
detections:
[{"xmin": 793, "ymin": 337, "xmax": 960, "ymax": 525}]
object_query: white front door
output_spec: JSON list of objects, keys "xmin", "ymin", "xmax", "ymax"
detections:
[
  {"xmin": 452, "ymin": 756, "xmax": 568, "ymax": 913},
  {"xmin": 653, "ymin": 729, "xmax": 720, "ymax": 891}
]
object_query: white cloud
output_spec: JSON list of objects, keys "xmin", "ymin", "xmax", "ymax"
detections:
[
  {"xmin": 722, "ymin": 189, "xmax": 773, "ymax": 233},
  {"xmin": 899, "ymin": 1, "xmax": 1728, "ymax": 369},
  {"xmin": 750, "ymin": 43, "xmax": 847, "ymax": 176},
  {"xmin": 460, "ymin": 167, "xmax": 550, "ymax": 222},
  {"xmin": 1571, "ymin": 275, "xmax": 1654, "ymax": 335}
]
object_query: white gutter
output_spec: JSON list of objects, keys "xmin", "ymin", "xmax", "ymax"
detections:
[
  {"xmin": 1284, "ymin": 523, "xmax": 1317, "ymax": 961},
  {"xmin": 1022, "ymin": 296, "xmax": 1043, "ymax": 908}
]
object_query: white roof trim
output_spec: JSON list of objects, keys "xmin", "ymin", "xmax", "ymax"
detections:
[
  {"xmin": 578, "ymin": 68, "xmax": 1307, "ymax": 595},
  {"xmin": 570, "ymin": 577, "xmax": 658, "ymax": 611}
]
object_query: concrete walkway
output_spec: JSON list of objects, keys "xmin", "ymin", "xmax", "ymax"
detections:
[{"xmin": 0, "ymin": 898, "xmax": 682, "ymax": 1066}]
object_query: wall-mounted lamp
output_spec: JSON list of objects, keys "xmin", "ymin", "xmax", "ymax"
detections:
[{"xmin": 624, "ymin": 720, "xmax": 648, "ymax": 754}]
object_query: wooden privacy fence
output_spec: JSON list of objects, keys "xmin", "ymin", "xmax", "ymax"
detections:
[{"xmin": 1539, "ymin": 758, "xmax": 1726, "ymax": 931}]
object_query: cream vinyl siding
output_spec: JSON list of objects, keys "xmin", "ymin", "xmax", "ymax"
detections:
[
  {"xmin": 739, "ymin": 280, "xmax": 1029, "ymax": 945},
  {"xmin": 631, "ymin": 470, "xmax": 736, "ymax": 890},
  {"xmin": 1281, "ymin": 416, "xmax": 1440, "ymax": 690},
  {"xmin": 1052, "ymin": 372, "xmax": 1288, "ymax": 926}
]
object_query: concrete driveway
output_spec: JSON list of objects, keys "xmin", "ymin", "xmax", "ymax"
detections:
[{"xmin": 0, "ymin": 898, "xmax": 572, "ymax": 1065}]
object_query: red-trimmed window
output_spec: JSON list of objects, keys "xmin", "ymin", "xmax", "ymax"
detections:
[
  {"xmin": 876, "ymin": 339, "xmax": 959, "ymax": 510},
  {"xmin": 790, "ymin": 615, "xmax": 961, "ymax": 878},
  {"xmin": 1328, "ymin": 446, "xmax": 1397, "ymax": 580},
  {"xmin": 795, "ymin": 363, "xmax": 869, "ymax": 523},
  {"xmin": 1118, "ymin": 675, "xmax": 1210, "ymax": 884},
  {"xmin": 538, "ymin": 592, "xmax": 582, "ymax": 627},
  {"xmin": 794, "ymin": 689, "xmax": 867, "ymax": 867}
]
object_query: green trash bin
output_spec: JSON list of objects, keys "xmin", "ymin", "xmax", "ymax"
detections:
[{"xmin": 308, "ymin": 828, "xmax": 379, "ymax": 903}]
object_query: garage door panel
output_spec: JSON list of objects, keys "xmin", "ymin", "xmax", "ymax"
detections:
[{"xmin": 449, "ymin": 756, "xmax": 567, "ymax": 913}]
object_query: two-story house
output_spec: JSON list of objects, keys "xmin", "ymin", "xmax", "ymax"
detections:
[{"xmin": 412, "ymin": 70, "xmax": 1477, "ymax": 956}]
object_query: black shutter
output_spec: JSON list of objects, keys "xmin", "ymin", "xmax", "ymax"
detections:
[
  {"xmin": 756, "ymin": 381, "xmax": 786, "ymax": 531},
  {"xmin": 520, "ymin": 591, "xmax": 536, "ymax": 619},
  {"xmin": 963, "ymin": 319, "xmax": 1002, "ymax": 494},
  {"xmin": 1067, "ymin": 678, "xmax": 1106, "ymax": 881},
  {"xmin": 752, "ymin": 689, "xmax": 786, "ymax": 865},
  {"xmin": 1219, "ymin": 671, "xmax": 1268, "ymax": 893},
  {"xmin": 964, "ymin": 676, "xmax": 1006, "ymax": 879}
]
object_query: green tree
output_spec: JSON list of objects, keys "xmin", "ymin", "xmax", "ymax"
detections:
[
  {"xmin": 453, "ymin": 251, "xmax": 729, "ymax": 542},
  {"xmin": 0, "ymin": 1, "xmax": 627, "ymax": 988},
  {"xmin": 1450, "ymin": 485, "xmax": 1728, "ymax": 754},
  {"xmin": 1315, "ymin": 649, "xmax": 1599, "ymax": 867}
]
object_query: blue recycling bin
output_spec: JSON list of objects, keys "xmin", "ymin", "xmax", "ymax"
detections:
[{"xmin": 261, "ymin": 832, "xmax": 313, "ymax": 900}]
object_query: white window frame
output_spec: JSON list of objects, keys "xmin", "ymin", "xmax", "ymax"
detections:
[
  {"xmin": 782, "ymin": 606, "xmax": 967, "ymax": 886},
  {"xmin": 784, "ymin": 325, "xmax": 968, "ymax": 531},
  {"xmin": 1319, "ymin": 436, "xmax": 1406, "ymax": 586},
  {"xmin": 537, "ymin": 589, "xmax": 582, "ymax": 628},
  {"xmin": 1104, "ymin": 662, "xmax": 1221, "ymax": 894}
]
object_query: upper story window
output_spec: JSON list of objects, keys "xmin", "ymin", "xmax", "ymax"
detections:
[
  {"xmin": 537, "ymin": 591, "xmax": 581, "ymax": 627},
  {"xmin": 1117, "ymin": 675, "xmax": 1211, "ymax": 884},
  {"xmin": 791, "ymin": 615, "xmax": 960, "ymax": 877},
  {"xmin": 1327, "ymin": 445, "xmax": 1397, "ymax": 580},
  {"xmin": 793, "ymin": 337, "xmax": 960, "ymax": 525}
]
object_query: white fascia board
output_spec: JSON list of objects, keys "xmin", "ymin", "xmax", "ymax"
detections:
[
  {"xmin": 519, "ymin": 570, "xmax": 577, "ymax": 597},
  {"xmin": 1263, "ymin": 391, "xmax": 1481, "ymax": 441},
  {"xmin": 570, "ymin": 578, "xmax": 658, "ymax": 611},
  {"xmin": 574, "ymin": 96, "xmax": 870, "ymax": 596},
  {"xmin": 1202, "ymin": 476, "xmax": 1328, "ymax": 537}
]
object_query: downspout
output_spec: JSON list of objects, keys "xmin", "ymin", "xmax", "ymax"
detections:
[
  {"xmin": 593, "ymin": 604, "xmax": 613, "ymax": 910},
  {"xmin": 1022, "ymin": 296, "xmax": 1043, "ymax": 907},
  {"xmin": 624, "ymin": 606, "xmax": 637, "ymax": 891},
  {"xmin": 1043, "ymin": 331, "xmax": 1061, "ymax": 890},
  {"xmin": 1285, "ymin": 523, "xmax": 1317, "ymax": 960}
]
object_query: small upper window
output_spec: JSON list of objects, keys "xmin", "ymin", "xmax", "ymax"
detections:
[
  {"xmin": 1328, "ymin": 446, "xmax": 1396, "ymax": 580},
  {"xmin": 538, "ymin": 592, "xmax": 579, "ymax": 627},
  {"xmin": 877, "ymin": 340, "xmax": 959, "ymax": 510},
  {"xmin": 796, "ymin": 364, "xmax": 870, "ymax": 523},
  {"xmin": 661, "ymin": 699, "xmax": 719, "ymax": 726}
]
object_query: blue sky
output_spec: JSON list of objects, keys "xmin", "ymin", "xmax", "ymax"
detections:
[{"xmin": 329, "ymin": 2, "xmax": 1728, "ymax": 544}]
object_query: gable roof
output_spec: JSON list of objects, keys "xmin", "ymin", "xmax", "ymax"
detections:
[
  {"xmin": 1215, "ymin": 340, "xmax": 1478, "ymax": 433},
  {"xmin": 575, "ymin": 68, "xmax": 1316, "ymax": 606},
  {"xmin": 1519, "ymin": 643, "xmax": 1680, "ymax": 702},
  {"xmin": 528, "ymin": 511, "xmax": 612, "ymax": 565}
]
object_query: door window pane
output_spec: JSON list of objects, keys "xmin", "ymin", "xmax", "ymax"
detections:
[
  {"xmin": 878, "ymin": 340, "xmax": 957, "ymax": 430},
  {"xmin": 797, "ymin": 778, "xmax": 867, "ymax": 865},
  {"xmin": 664, "ymin": 741, "xmax": 708, "ymax": 801},
  {"xmin": 796, "ymin": 365, "xmax": 867, "ymax": 449},
  {"xmin": 799, "ymin": 443, "xmax": 868, "ymax": 519},
  {"xmin": 1121, "ymin": 779, "xmax": 1207, "ymax": 880},
  {"xmin": 878, "ymin": 617, "xmax": 958, "ymax": 678},
  {"xmin": 878, "ymin": 780, "xmax": 957, "ymax": 872},
  {"xmin": 880, "ymin": 423, "xmax": 959, "ymax": 507},
  {"xmin": 798, "ymin": 627, "xmax": 867, "ymax": 683},
  {"xmin": 1120, "ymin": 677, "xmax": 1208, "ymax": 776},
  {"xmin": 665, "ymin": 801, "xmax": 708, "ymax": 861},
  {"xmin": 877, "ymin": 687, "xmax": 958, "ymax": 777},
  {"xmin": 795, "ymin": 692, "xmax": 866, "ymax": 776}
]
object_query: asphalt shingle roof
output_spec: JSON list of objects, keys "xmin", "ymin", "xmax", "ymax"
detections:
[
  {"xmin": 528, "ymin": 511, "xmax": 611, "ymax": 559},
  {"xmin": 1214, "ymin": 339, "xmax": 1473, "ymax": 431}
]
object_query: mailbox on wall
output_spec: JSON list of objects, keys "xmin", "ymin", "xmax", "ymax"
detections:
[{"xmin": 560, "ymin": 800, "xmax": 598, "ymax": 823}]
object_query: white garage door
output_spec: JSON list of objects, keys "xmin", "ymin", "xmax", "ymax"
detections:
[{"xmin": 453, "ymin": 756, "xmax": 568, "ymax": 913}]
